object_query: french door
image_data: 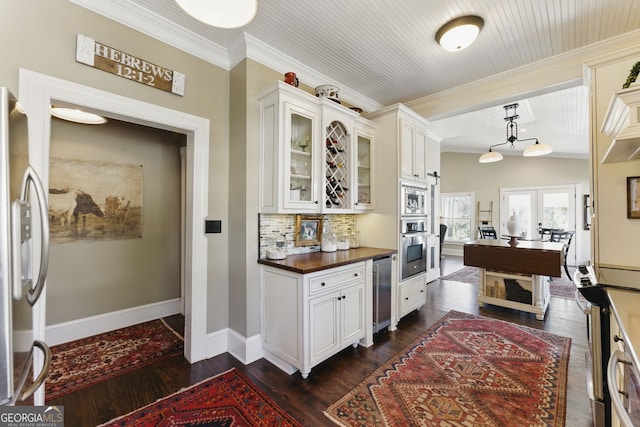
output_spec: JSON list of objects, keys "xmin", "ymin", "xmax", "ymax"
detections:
[{"xmin": 500, "ymin": 185, "xmax": 577, "ymax": 267}]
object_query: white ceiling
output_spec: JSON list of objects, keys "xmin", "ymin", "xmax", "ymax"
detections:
[{"xmin": 73, "ymin": 0, "xmax": 640, "ymax": 159}]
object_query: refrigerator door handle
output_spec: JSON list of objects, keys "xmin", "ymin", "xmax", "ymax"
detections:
[
  {"xmin": 12, "ymin": 165, "xmax": 49, "ymax": 306},
  {"xmin": 11, "ymin": 340, "xmax": 51, "ymax": 404}
]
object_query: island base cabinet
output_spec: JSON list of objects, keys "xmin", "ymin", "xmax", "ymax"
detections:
[
  {"xmin": 261, "ymin": 263, "xmax": 366, "ymax": 379},
  {"xmin": 478, "ymin": 269, "xmax": 549, "ymax": 320}
]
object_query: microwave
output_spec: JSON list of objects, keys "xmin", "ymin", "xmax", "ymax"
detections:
[{"xmin": 401, "ymin": 184, "xmax": 427, "ymax": 216}]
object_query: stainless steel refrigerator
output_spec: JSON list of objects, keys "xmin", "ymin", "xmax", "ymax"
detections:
[
  {"xmin": 373, "ymin": 256, "xmax": 392, "ymax": 334},
  {"xmin": 0, "ymin": 86, "xmax": 51, "ymax": 406}
]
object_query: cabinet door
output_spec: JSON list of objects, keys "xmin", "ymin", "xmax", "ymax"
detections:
[
  {"xmin": 414, "ymin": 127, "xmax": 428, "ymax": 181},
  {"xmin": 284, "ymin": 103, "xmax": 320, "ymax": 211},
  {"xmin": 309, "ymin": 291, "xmax": 340, "ymax": 364},
  {"xmin": 340, "ymin": 283, "xmax": 365, "ymax": 345},
  {"xmin": 354, "ymin": 128, "xmax": 373, "ymax": 211},
  {"xmin": 400, "ymin": 119, "xmax": 415, "ymax": 180}
]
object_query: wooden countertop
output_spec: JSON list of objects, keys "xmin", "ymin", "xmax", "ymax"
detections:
[
  {"xmin": 464, "ymin": 239, "xmax": 565, "ymax": 277},
  {"xmin": 258, "ymin": 246, "xmax": 397, "ymax": 274},
  {"xmin": 465, "ymin": 239, "xmax": 564, "ymax": 251}
]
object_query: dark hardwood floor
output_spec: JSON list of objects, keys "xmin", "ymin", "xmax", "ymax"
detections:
[{"xmin": 49, "ymin": 256, "xmax": 593, "ymax": 426}]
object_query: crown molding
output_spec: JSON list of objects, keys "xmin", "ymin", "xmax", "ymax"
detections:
[
  {"xmin": 406, "ymin": 29, "xmax": 640, "ymax": 120},
  {"xmin": 69, "ymin": 0, "xmax": 383, "ymax": 112},
  {"xmin": 69, "ymin": 0, "xmax": 231, "ymax": 69}
]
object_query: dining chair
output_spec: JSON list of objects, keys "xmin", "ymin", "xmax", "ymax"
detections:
[
  {"xmin": 550, "ymin": 230, "xmax": 575, "ymax": 279},
  {"xmin": 478, "ymin": 226, "xmax": 497, "ymax": 239},
  {"xmin": 539, "ymin": 227, "xmax": 564, "ymax": 241}
]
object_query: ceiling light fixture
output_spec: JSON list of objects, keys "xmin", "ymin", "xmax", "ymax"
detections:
[
  {"xmin": 435, "ymin": 15, "xmax": 484, "ymax": 52},
  {"xmin": 50, "ymin": 106, "xmax": 107, "ymax": 125},
  {"xmin": 478, "ymin": 103, "xmax": 552, "ymax": 163},
  {"xmin": 175, "ymin": 0, "xmax": 257, "ymax": 29}
]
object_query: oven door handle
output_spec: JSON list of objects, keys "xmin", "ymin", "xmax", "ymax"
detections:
[
  {"xmin": 572, "ymin": 269, "xmax": 591, "ymax": 314},
  {"xmin": 607, "ymin": 350, "xmax": 635, "ymax": 427}
]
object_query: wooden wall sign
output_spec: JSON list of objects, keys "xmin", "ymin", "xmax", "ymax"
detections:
[{"xmin": 75, "ymin": 34, "xmax": 185, "ymax": 96}]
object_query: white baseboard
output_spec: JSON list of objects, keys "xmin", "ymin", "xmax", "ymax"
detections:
[
  {"xmin": 226, "ymin": 329, "xmax": 263, "ymax": 365},
  {"xmin": 46, "ymin": 301, "xmax": 266, "ymax": 369},
  {"xmin": 46, "ymin": 298, "xmax": 182, "ymax": 346}
]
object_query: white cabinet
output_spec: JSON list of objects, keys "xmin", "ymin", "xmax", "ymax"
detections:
[
  {"xmin": 398, "ymin": 274, "xmax": 426, "ymax": 319},
  {"xmin": 259, "ymin": 81, "xmax": 376, "ymax": 213},
  {"xmin": 259, "ymin": 82, "xmax": 321, "ymax": 213},
  {"xmin": 400, "ymin": 116, "xmax": 428, "ymax": 183},
  {"xmin": 322, "ymin": 100, "xmax": 355, "ymax": 212},
  {"xmin": 353, "ymin": 119, "xmax": 375, "ymax": 211},
  {"xmin": 261, "ymin": 262, "xmax": 366, "ymax": 378}
]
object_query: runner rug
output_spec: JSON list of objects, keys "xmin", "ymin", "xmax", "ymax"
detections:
[
  {"xmin": 46, "ymin": 318, "xmax": 183, "ymax": 401},
  {"xmin": 98, "ymin": 368, "xmax": 302, "ymax": 426},
  {"xmin": 442, "ymin": 266, "xmax": 578, "ymax": 299},
  {"xmin": 325, "ymin": 310, "xmax": 570, "ymax": 427}
]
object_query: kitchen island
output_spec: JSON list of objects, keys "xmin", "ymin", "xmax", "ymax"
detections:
[
  {"xmin": 464, "ymin": 239, "xmax": 565, "ymax": 320},
  {"xmin": 259, "ymin": 247, "xmax": 397, "ymax": 378}
]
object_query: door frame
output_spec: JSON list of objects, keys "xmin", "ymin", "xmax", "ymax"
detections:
[
  {"xmin": 500, "ymin": 184, "xmax": 580, "ymax": 268},
  {"xmin": 18, "ymin": 69, "xmax": 210, "ymax": 401}
]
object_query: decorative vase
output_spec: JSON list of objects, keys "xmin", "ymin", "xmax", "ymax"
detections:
[{"xmin": 506, "ymin": 213, "xmax": 522, "ymax": 236}]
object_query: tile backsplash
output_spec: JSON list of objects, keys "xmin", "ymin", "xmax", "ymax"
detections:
[{"xmin": 259, "ymin": 214, "xmax": 356, "ymax": 258}]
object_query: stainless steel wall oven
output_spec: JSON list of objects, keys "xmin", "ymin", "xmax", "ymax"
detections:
[{"xmin": 400, "ymin": 218, "xmax": 427, "ymax": 280}]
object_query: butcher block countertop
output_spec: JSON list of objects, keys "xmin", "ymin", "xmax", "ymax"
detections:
[{"xmin": 258, "ymin": 247, "xmax": 396, "ymax": 274}]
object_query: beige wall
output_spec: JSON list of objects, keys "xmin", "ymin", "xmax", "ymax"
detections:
[
  {"xmin": 1, "ymin": 1, "xmax": 231, "ymax": 333},
  {"xmin": 47, "ymin": 119, "xmax": 184, "ymax": 324},
  {"xmin": 441, "ymin": 152, "xmax": 590, "ymax": 259}
]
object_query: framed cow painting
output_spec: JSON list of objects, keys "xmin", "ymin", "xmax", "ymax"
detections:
[{"xmin": 48, "ymin": 158, "xmax": 143, "ymax": 243}]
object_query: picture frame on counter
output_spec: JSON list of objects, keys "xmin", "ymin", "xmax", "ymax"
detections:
[
  {"xmin": 295, "ymin": 214, "xmax": 323, "ymax": 246},
  {"xmin": 627, "ymin": 176, "xmax": 640, "ymax": 219}
]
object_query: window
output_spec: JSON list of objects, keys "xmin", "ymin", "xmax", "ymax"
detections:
[{"xmin": 441, "ymin": 192, "xmax": 474, "ymax": 242}]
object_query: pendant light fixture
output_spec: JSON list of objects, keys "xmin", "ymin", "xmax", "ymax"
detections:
[
  {"xmin": 435, "ymin": 15, "xmax": 484, "ymax": 52},
  {"xmin": 175, "ymin": 0, "xmax": 257, "ymax": 29},
  {"xmin": 478, "ymin": 103, "xmax": 552, "ymax": 163}
]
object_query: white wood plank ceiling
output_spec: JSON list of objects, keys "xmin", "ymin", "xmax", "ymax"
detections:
[{"xmin": 73, "ymin": 0, "xmax": 640, "ymax": 158}]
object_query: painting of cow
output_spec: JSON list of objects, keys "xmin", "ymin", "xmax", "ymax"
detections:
[
  {"xmin": 74, "ymin": 192, "xmax": 104, "ymax": 225},
  {"xmin": 49, "ymin": 157, "xmax": 143, "ymax": 244},
  {"xmin": 48, "ymin": 189, "xmax": 80, "ymax": 226}
]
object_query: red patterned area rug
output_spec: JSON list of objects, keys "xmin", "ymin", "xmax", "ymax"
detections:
[
  {"xmin": 443, "ymin": 266, "xmax": 578, "ymax": 299},
  {"xmin": 46, "ymin": 319, "xmax": 183, "ymax": 401},
  {"xmin": 98, "ymin": 368, "xmax": 302, "ymax": 427},
  {"xmin": 326, "ymin": 310, "xmax": 571, "ymax": 427}
]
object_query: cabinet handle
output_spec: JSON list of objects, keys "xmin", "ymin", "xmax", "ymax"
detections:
[
  {"xmin": 321, "ymin": 282, "xmax": 326, "ymax": 287},
  {"xmin": 420, "ymin": 289, "xmax": 424, "ymax": 293},
  {"xmin": 314, "ymin": 200, "xmax": 319, "ymax": 204},
  {"xmin": 337, "ymin": 296, "xmax": 342, "ymax": 301},
  {"xmin": 354, "ymin": 273, "xmax": 358, "ymax": 277},
  {"xmin": 405, "ymin": 297, "xmax": 409, "ymax": 300},
  {"xmin": 343, "ymin": 295, "xmax": 346, "ymax": 300}
]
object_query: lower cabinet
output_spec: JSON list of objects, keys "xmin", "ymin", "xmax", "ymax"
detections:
[
  {"xmin": 261, "ymin": 262, "xmax": 366, "ymax": 378},
  {"xmin": 398, "ymin": 274, "xmax": 426, "ymax": 319}
]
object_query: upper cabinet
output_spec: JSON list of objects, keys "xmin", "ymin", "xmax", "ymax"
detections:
[
  {"xmin": 400, "ymin": 115, "xmax": 428, "ymax": 183},
  {"xmin": 353, "ymin": 119, "xmax": 375, "ymax": 211},
  {"xmin": 259, "ymin": 81, "xmax": 376, "ymax": 214},
  {"xmin": 600, "ymin": 82, "xmax": 640, "ymax": 164},
  {"xmin": 259, "ymin": 82, "xmax": 321, "ymax": 213}
]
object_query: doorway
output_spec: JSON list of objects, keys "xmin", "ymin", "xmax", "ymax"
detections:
[
  {"xmin": 18, "ymin": 69, "xmax": 210, "ymax": 406},
  {"xmin": 500, "ymin": 185, "xmax": 578, "ymax": 267}
]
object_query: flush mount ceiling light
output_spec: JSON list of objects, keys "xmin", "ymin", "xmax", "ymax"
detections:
[
  {"xmin": 175, "ymin": 0, "xmax": 257, "ymax": 29},
  {"xmin": 478, "ymin": 103, "xmax": 553, "ymax": 163},
  {"xmin": 50, "ymin": 106, "xmax": 107, "ymax": 125},
  {"xmin": 435, "ymin": 15, "xmax": 484, "ymax": 51}
]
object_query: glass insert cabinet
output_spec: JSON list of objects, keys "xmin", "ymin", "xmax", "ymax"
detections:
[{"xmin": 259, "ymin": 81, "xmax": 375, "ymax": 214}]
